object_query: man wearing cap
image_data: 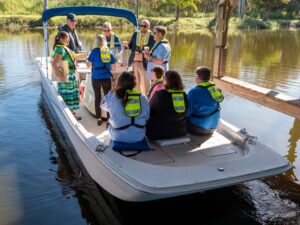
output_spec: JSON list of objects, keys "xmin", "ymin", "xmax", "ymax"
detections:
[{"xmin": 58, "ymin": 13, "xmax": 82, "ymax": 53}]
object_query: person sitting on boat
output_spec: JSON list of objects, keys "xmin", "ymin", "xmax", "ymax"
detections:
[
  {"xmin": 102, "ymin": 22, "xmax": 122, "ymax": 57},
  {"xmin": 148, "ymin": 65, "xmax": 165, "ymax": 100},
  {"xmin": 51, "ymin": 31, "xmax": 88, "ymax": 120},
  {"xmin": 101, "ymin": 72, "xmax": 149, "ymax": 143},
  {"xmin": 186, "ymin": 66, "xmax": 224, "ymax": 135},
  {"xmin": 123, "ymin": 19, "xmax": 155, "ymax": 95},
  {"xmin": 86, "ymin": 34, "xmax": 116, "ymax": 126},
  {"xmin": 58, "ymin": 13, "xmax": 82, "ymax": 53},
  {"xmin": 144, "ymin": 26, "xmax": 171, "ymax": 82},
  {"xmin": 146, "ymin": 71, "xmax": 187, "ymax": 140}
]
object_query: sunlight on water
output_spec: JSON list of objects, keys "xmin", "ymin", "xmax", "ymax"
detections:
[{"xmin": 0, "ymin": 28, "xmax": 299, "ymax": 225}]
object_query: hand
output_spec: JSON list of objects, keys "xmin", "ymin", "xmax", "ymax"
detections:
[
  {"xmin": 122, "ymin": 41, "xmax": 128, "ymax": 48},
  {"xmin": 60, "ymin": 75, "xmax": 68, "ymax": 82},
  {"xmin": 144, "ymin": 53, "xmax": 150, "ymax": 59}
]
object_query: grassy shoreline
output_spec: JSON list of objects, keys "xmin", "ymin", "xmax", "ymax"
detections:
[{"xmin": 0, "ymin": 15, "xmax": 299, "ymax": 30}]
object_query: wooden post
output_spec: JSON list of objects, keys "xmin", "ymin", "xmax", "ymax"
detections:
[
  {"xmin": 43, "ymin": 0, "xmax": 48, "ymax": 11},
  {"xmin": 213, "ymin": 0, "xmax": 231, "ymax": 78}
]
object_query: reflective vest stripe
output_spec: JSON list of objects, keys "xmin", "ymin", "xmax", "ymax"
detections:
[
  {"xmin": 167, "ymin": 90, "xmax": 186, "ymax": 113},
  {"xmin": 124, "ymin": 90, "xmax": 142, "ymax": 117},
  {"xmin": 136, "ymin": 31, "xmax": 150, "ymax": 47},
  {"xmin": 54, "ymin": 44, "xmax": 76, "ymax": 70},
  {"xmin": 99, "ymin": 47, "xmax": 111, "ymax": 63},
  {"xmin": 149, "ymin": 39, "xmax": 170, "ymax": 55},
  {"xmin": 199, "ymin": 82, "xmax": 224, "ymax": 103},
  {"xmin": 109, "ymin": 33, "xmax": 115, "ymax": 49}
]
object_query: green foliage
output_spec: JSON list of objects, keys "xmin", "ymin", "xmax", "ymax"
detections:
[
  {"xmin": 237, "ymin": 16, "xmax": 271, "ymax": 29},
  {"xmin": 159, "ymin": 0, "xmax": 201, "ymax": 20}
]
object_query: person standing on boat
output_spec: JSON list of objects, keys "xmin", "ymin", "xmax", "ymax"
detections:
[
  {"xmin": 102, "ymin": 22, "xmax": 122, "ymax": 57},
  {"xmin": 123, "ymin": 19, "xmax": 155, "ymax": 95},
  {"xmin": 186, "ymin": 67, "xmax": 224, "ymax": 135},
  {"xmin": 146, "ymin": 71, "xmax": 187, "ymax": 140},
  {"xmin": 58, "ymin": 13, "xmax": 82, "ymax": 53},
  {"xmin": 86, "ymin": 34, "xmax": 116, "ymax": 126},
  {"xmin": 101, "ymin": 72, "xmax": 149, "ymax": 143},
  {"xmin": 51, "ymin": 31, "xmax": 88, "ymax": 119},
  {"xmin": 144, "ymin": 26, "xmax": 171, "ymax": 82},
  {"xmin": 147, "ymin": 65, "xmax": 165, "ymax": 100}
]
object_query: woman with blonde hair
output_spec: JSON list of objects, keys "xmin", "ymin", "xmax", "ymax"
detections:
[{"xmin": 87, "ymin": 34, "xmax": 116, "ymax": 125}]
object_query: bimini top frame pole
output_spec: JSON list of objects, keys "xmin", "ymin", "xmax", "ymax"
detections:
[{"xmin": 42, "ymin": 6, "xmax": 138, "ymax": 76}]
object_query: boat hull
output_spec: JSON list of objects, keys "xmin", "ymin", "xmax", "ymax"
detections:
[{"xmin": 35, "ymin": 58, "xmax": 292, "ymax": 202}]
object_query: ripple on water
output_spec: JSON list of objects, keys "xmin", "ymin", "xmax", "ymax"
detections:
[{"xmin": 240, "ymin": 180, "xmax": 300, "ymax": 225}]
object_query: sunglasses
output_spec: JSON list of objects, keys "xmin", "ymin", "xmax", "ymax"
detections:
[
  {"xmin": 140, "ymin": 25, "xmax": 147, "ymax": 28},
  {"xmin": 103, "ymin": 30, "xmax": 110, "ymax": 32}
]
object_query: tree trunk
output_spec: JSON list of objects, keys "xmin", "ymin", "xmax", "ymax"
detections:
[
  {"xmin": 43, "ymin": 0, "xmax": 48, "ymax": 11},
  {"xmin": 237, "ymin": 0, "xmax": 246, "ymax": 18},
  {"xmin": 176, "ymin": 4, "xmax": 180, "ymax": 20},
  {"xmin": 136, "ymin": 0, "xmax": 139, "ymax": 18}
]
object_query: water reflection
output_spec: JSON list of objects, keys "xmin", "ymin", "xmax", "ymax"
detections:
[
  {"xmin": 286, "ymin": 119, "xmax": 300, "ymax": 182},
  {"xmin": 0, "ymin": 28, "xmax": 300, "ymax": 225}
]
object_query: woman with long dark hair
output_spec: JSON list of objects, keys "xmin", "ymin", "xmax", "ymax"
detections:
[
  {"xmin": 146, "ymin": 70, "xmax": 188, "ymax": 140},
  {"xmin": 51, "ymin": 31, "xmax": 88, "ymax": 118},
  {"xmin": 101, "ymin": 72, "xmax": 149, "ymax": 143}
]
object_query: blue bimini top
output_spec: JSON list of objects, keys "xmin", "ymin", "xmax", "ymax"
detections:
[{"xmin": 42, "ymin": 6, "xmax": 138, "ymax": 27}]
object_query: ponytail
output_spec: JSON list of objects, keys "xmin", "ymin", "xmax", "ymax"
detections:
[
  {"xmin": 115, "ymin": 72, "xmax": 136, "ymax": 106},
  {"xmin": 53, "ymin": 31, "xmax": 69, "ymax": 50}
]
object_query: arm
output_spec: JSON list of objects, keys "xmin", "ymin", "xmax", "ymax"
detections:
[
  {"xmin": 144, "ymin": 45, "xmax": 166, "ymax": 65},
  {"xmin": 128, "ymin": 32, "xmax": 136, "ymax": 50},
  {"xmin": 110, "ymin": 55, "xmax": 116, "ymax": 71},
  {"xmin": 72, "ymin": 51, "xmax": 89, "ymax": 60},
  {"xmin": 101, "ymin": 91, "xmax": 113, "ymax": 111},
  {"xmin": 86, "ymin": 50, "xmax": 94, "ymax": 68},
  {"xmin": 52, "ymin": 54, "xmax": 68, "ymax": 82}
]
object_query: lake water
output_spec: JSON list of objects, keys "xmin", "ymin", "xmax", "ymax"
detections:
[{"xmin": 0, "ymin": 28, "xmax": 299, "ymax": 225}]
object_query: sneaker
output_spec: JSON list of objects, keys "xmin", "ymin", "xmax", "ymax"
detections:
[
  {"xmin": 75, "ymin": 115, "xmax": 82, "ymax": 120},
  {"xmin": 97, "ymin": 119, "xmax": 103, "ymax": 126}
]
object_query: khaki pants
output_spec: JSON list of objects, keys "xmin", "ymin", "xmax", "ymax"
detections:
[{"xmin": 133, "ymin": 61, "xmax": 149, "ymax": 96}]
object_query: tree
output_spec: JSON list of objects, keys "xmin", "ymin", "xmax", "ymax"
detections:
[{"xmin": 159, "ymin": 0, "xmax": 201, "ymax": 20}]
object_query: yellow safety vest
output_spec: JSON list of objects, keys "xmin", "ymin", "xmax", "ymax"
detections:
[
  {"xmin": 136, "ymin": 31, "xmax": 150, "ymax": 47},
  {"xmin": 124, "ymin": 90, "xmax": 142, "ymax": 117},
  {"xmin": 99, "ymin": 47, "xmax": 111, "ymax": 63},
  {"xmin": 166, "ymin": 89, "xmax": 186, "ymax": 113},
  {"xmin": 199, "ymin": 81, "xmax": 224, "ymax": 103},
  {"xmin": 150, "ymin": 39, "xmax": 171, "ymax": 56},
  {"xmin": 109, "ymin": 33, "xmax": 115, "ymax": 49},
  {"xmin": 147, "ymin": 78, "xmax": 163, "ymax": 97},
  {"xmin": 53, "ymin": 44, "xmax": 76, "ymax": 70}
]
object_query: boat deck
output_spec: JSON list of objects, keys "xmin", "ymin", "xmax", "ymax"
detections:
[{"xmin": 76, "ymin": 105, "xmax": 243, "ymax": 166}]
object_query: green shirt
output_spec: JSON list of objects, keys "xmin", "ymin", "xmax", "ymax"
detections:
[{"xmin": 52, "ymin": 46, "xmax": 75, "ymax": 75}]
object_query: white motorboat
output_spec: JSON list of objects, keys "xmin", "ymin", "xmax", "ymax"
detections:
[{"xmin": 35, "ymin": 6, "xmax": 291, "ymax": 202}]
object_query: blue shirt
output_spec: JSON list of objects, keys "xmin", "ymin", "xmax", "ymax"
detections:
[
  {"xmin": 186, "ymin": 86, "xmax": 220, "ymax": 129},
  {"xmin": 101, "ymin": 91, "xmax": 150, "ymax": 143},
  {"xmin": 87, "ymin": 48, "xmax": 115, "ymax": 80},
  {"xmin": 146, "ymin": 42, "xmax": 171, "ymax": 80}
]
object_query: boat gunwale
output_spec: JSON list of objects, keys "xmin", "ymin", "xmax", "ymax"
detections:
[{"xmin": 35, "ymin": 57, "xmax": 292, "ymax": 198}]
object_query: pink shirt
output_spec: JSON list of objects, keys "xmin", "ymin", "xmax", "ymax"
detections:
[{"xmin": 148, "ymin": 82, "xmax": 165, "ymax": 100}]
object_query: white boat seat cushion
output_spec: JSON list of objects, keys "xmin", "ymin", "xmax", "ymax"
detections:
[{"xmin": 155, "ymin": 136, "xmax": 191, "ymax": 147}]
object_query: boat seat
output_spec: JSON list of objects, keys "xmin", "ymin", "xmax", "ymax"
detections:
[
  {"xmin": 155, "ymin": 136, "xmax": 191, "ymax": 147},
  {"xmin": 111, "ymin": 138, "xmax": 150, "ymax": 151}
]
